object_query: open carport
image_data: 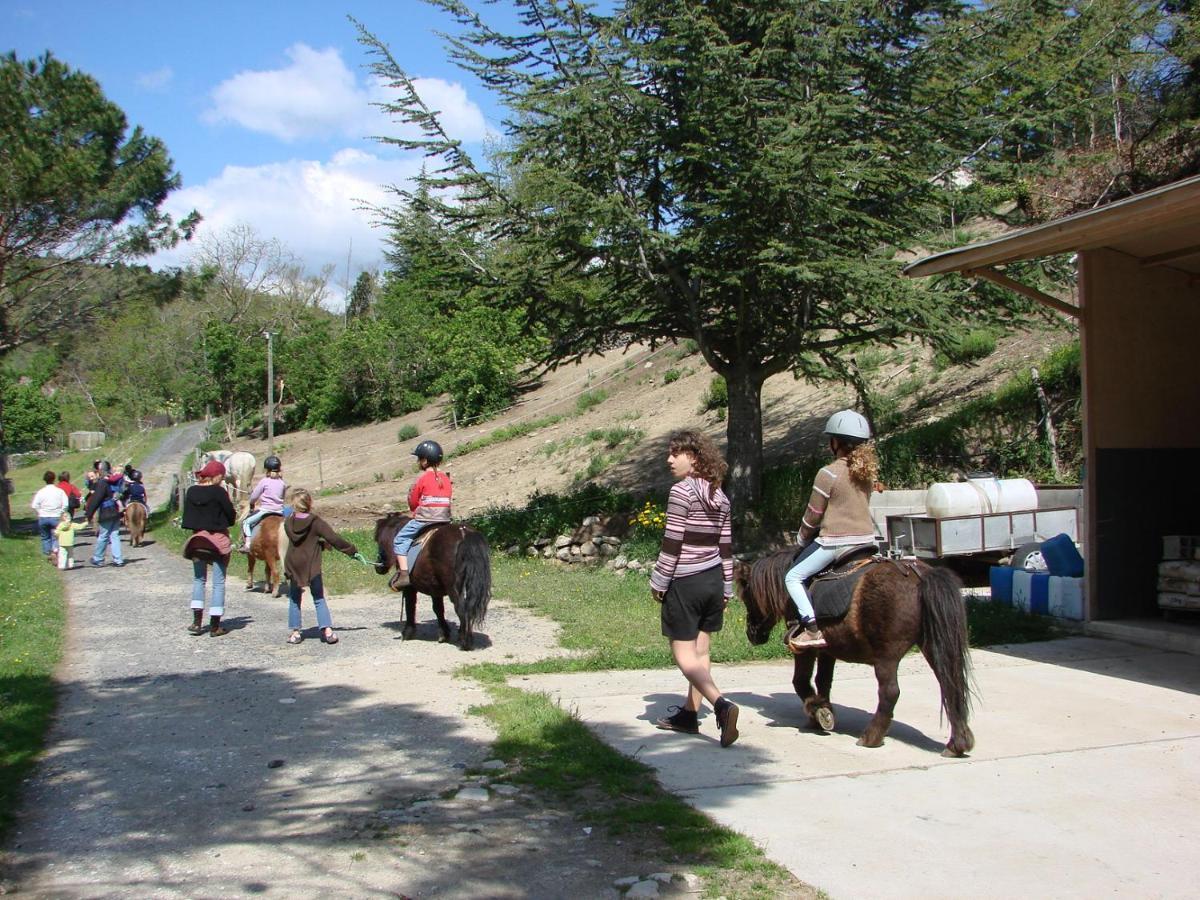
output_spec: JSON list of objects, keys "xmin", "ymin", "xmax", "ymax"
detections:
[
  {"xmin": 905, "ymin": 175, "xmax": 1200, "ymax": 649},
  {"xmin": 522, "ymin": 639, "xmax": 1200, "ymax": 898}
]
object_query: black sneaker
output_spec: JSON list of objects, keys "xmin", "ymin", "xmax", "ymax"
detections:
[
  {"xmin": 715, "ymin": 698, "xmax": 740, "ymax": 747},
  {"xmin": 655, "ymin": 705, "xmax": 700, "ymax": 735}
]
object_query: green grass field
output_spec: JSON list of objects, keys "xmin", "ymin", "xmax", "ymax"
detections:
[{"xmin": 0, "ymin": 533, "xmax": 66, "ymax": 837}]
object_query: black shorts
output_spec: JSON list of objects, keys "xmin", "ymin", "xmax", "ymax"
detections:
[{"xmin": 660, "ymin": 566, "xmax": 725, "ymax": 641}]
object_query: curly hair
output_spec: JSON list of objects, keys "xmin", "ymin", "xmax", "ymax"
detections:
[
  {"xmin": 291, "ymin": 488, "xmax": 314, "ymax": 513},
  {"xmin": 668, "ymin": 429, "xmax": 728, "ymax": 494},
  {"xmin": 842, "ymin": 441, "xmax": 880, "ymax": 488}
]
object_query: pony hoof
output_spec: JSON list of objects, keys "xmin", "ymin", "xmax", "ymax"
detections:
[
  {"xmin": 401, "ymin": 626, "xmax": 416, "ymax": 641},
  {"xmin": 814, "ymin": 707, "xmax": 836, "ymax": 732},
  {"xmin": 438, "ymin": 632, "xmax": 450, "ymax": 644},
  {"xmin": 856, "ymin": 735, "xmax": 883, "ymax": 748}
]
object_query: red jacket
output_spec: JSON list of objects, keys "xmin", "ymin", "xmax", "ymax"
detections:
[
  {"xmin": 58, "ymin": 481, "xmax": 81, "ymax": 502},
  {"xmin": 408, "ymin": 468, "xmax": 453, "ymax": 522}
]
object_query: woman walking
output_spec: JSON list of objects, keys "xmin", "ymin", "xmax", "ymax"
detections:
[
  {"xmin": 31, "ymin": 471, "xmax": 68, "ymax": 563},
  {"xmin": 182, "ymin": 460, "xmax": 237, "ymax": 636},
  {"xmin": 650, "ymin": 430, "xmax": 740, "ymax": 747},
  {"xmin": 283, "ymin": 489, "xmax": 362, "ymax": 645}
]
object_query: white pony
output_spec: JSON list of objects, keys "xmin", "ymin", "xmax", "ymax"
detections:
[
  {"xmin": 201, "ymin": 449, "xmax": 256, "ymax": 516},
  {"xmin": 223, "ymin": 451, "xmax": 257, "ymax": 517}
]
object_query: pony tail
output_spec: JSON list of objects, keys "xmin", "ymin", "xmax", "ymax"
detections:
[{"xmin": 846, "ymin": 443, "xmax": 879, "ymax": 487}]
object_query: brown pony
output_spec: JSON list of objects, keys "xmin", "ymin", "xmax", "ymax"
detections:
[
  {"xmin": 374, "ymin": 513, "xmax": 491, "ymax": 651},
  {"xmin": 246, "ymin": 515, "xmax": 288, "ymax": 596},
  {"xmin": 124, "ymin": 502, "xmax": 148, "ymax": 547},
  {"xmin": 737, "ymin": 550, "xmax": 975, "ymax": 756}
]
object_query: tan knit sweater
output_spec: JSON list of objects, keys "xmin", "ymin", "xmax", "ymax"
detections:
[{"xmin": 799, "ymin": 457, "xmax": 875, "ymax": 546}]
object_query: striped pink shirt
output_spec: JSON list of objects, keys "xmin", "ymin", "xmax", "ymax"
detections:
[{"xmin": 650, "ymin": 476, "xmax": 734, "ymax": 598}]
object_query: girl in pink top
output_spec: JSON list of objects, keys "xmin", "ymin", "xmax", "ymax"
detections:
[{"xmin": 239, "ymin": 454, "xmax": 287, "ymax": 550}]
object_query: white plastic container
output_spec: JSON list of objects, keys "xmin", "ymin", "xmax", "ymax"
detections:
[
  {"xmin": 1048, "ymin": 576, "xmax": 1085, "ymax": 621},
  {"xmin": 924, "ymin": 477, "xmax": 1038, "ymax": 519}
]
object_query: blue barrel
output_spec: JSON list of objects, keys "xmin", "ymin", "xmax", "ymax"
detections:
[
  {"xmin": 1029, "ymin": 573, "xmax": 1051, "ymax": 615},
  {"xmin": 1041, "ymin": 533, "xmax": 1084, "ymax": 577},
  {"xmin": 989, "ymin": 566, "xmax": 1014, "ymax": 605}
]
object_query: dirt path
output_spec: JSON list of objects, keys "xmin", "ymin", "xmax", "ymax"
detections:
[{"xmin": 1, "ymin": 431, "xmax": 696, "ymax": 898}]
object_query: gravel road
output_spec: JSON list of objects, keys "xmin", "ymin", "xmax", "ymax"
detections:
[{"xmin": 1, "ymin": 425, "xmax": 693, "ymax": 899}]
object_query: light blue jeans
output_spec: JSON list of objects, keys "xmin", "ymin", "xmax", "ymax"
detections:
[
  {"xmin": 192, "ymin": 558, "xmax": 228, "ymax": 617},
  {"xmin": 91, "ymin": 519, "xmax": 124, "ymax": 565},
  {"xmin": 289, "ymin": 574, "xmax": 332, "ymax": 630},
  {"xmin": 241, "ymin": 509, "xmax": 280, "ymax": 541},
  {"xmin": 392, "ymin": 519, "xmax": 426, "ymax": 558},
  {"xmin": 784, "ymin": 544, "xmax": 838, "ymax": 623}
]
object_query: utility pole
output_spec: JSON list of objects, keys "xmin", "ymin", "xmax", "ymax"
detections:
[{"xmin": 264, "ymin": 331, "xmax": 276, "ymax": 454}]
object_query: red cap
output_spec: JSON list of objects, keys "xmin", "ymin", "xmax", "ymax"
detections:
[{"xmin": 195, "ymin": 460, "xmax": 226, "ymax": 479}]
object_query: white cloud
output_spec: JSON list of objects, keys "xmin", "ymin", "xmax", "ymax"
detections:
[
  {"xmin": 206, "ymin": 43, "xmax": 488, "ymax": 144},
  {"xmin": 152, "ymin": 148, "xmax": 425, "ymax": 309},
  {"xmin": 136, "ymin": 66, "xmax": 174, "ymax": 92}
]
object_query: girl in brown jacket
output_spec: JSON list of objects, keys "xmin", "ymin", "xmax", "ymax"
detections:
[{"xmin": 283, "ymin": 489, "xmax": 361, "ymax": 645}]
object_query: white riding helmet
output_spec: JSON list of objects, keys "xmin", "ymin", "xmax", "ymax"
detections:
[{"xmin": 823, "ymin": 409, "xmax": 871, "ymax": 443}]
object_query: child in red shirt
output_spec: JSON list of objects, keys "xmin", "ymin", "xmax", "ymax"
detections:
[{"xmin": 390, "ymin": 440, "xmax": 452, "ymax": 588}]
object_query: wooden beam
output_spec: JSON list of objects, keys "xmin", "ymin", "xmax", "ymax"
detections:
[
  {"xmin": 966, "ymin": 266, "xmax": 1083, "ymax": 319},
  {"xmin": 1139, "ymin": 242, "xmax": 1200, "ymax": 268}
]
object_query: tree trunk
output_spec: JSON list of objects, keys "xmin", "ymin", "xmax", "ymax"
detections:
[
  {"xmin": 0, "ymin": 390, "xmax": 11, "ymax": 536},
  {"xmin": 724, "ymin": 367, "xmax": 765, "ymax": 524}
]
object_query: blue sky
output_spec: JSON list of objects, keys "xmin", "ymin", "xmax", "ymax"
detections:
[{"xmin": 6, "ymin": 1, "xmax": 519, "ymax": 306}]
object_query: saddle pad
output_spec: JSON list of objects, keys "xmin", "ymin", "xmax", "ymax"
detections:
[
  {"xmin": 809, "ymin": 558, "xmax": 877, "ymax": 621},
  {"xmin": 404, "ymin": 522, "xmax": 445, "ymax": 571}
]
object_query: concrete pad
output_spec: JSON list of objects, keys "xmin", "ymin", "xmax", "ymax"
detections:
[{"xmin": 520, "ymin": 637, "xmax": 1200, "ymax": 898}]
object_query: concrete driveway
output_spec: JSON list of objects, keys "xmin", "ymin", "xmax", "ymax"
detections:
[{"xmin": 520, "ymin": 637, "xmax": 1200, "ymax": 899}]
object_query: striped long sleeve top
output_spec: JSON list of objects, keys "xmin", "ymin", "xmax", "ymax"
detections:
[{"xmin": 650, "ymin": 476, "xmax": 734, "ymax": 598}]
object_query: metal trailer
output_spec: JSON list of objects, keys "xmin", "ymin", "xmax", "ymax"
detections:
[{"xmin": 884, "ymin": 506, "xmax": 1080, "ymax": 561}]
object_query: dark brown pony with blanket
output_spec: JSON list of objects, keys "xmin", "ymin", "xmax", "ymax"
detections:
[
  {"xmin": 374, "ymin": 513, "xmax": 491, "ymax": 651},
  {"xmin": 737, "ymin": 550, "xmax": 975, "ymax": 756}
]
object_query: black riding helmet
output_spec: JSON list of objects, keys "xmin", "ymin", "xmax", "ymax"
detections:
[
  {"xmin": 411, "ymin": 440, "xmax": 443, "ymax": 466},
  {"xmin": 264, "ymin": 455, "xmax": 282, "ymax": 472},
  {"xmin": 132, "ymin": 469, "xmax": 143, "ymax": 482}
]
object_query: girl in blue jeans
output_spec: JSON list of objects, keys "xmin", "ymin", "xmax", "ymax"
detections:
[{"xmin": 283, "ymin": 489, "xmax": 364, "ymax": 645}]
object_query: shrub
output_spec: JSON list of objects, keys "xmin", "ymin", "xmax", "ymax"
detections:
[
  {"xmin": 662, "ymin": 368, "xmax": 681, "ymax": 384},
  {"xmin": 0, "ymin": 377, "xmax": 61, "ymax": 451},
  {"xmin": 575, "ymin": 388, "xmax": 609, "ymax": 413},
  {"xmin": 761, "ymin": 456, "xmax": 825, "ymax": 532},
  {"xmin": 450, "ymin": 414, "xmax": 564, "ymax": 458},
  {"xmin": 934, "ymin": 328, "xmax": 998, "ymax": 370},
  {"xmin": 472, "ymin": 483, "xmax": 638, "ymax": 548},
  {"xmin": 700, "ymin": 375, "xmax": 727, "ymax": 412},
  {"xmin": 396, "ymin": 424, "xmax": 420, "ymax": 442}
]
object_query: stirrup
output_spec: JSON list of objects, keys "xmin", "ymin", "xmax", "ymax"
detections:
[{"xmin": 389, "ymin": 569, "xmax": 410, "ymax": 592}]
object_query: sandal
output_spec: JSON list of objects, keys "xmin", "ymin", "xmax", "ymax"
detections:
[
  {"xmin": 287, "ymin": 630, "xmax": 303, "ymax": 644},
  {"xmin": 321, "ymin": 628, "xmax": 339, "ymax": 645}
]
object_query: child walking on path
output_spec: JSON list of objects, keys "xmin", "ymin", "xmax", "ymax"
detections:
[
  {"xmin": 649, "ymin": 429, "xmax": 740, "ymax": 747},
  {"xmin": 54, "ymin": 512, "xmax": 86, "ymax": 569},
  {"xmin": 181, "ymin": 460, "xmax": 237, "ymax": 636},
  {"xmin": 390, "ymin": 440, "xmax": 452, "ymax": 589},
  {"xmin": 283, "ymin": 489, "xmax": 364, "ymax": 645}
]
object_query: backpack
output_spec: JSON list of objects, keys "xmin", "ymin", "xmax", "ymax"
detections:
[{"xmin": 98, "ymin": 480, "xmax": 123, "ymax": 518}]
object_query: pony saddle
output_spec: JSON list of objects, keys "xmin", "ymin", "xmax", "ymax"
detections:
[
  {"xmin": 402, "ymin": 521, "xmax": 449, "ymax": 572},
  {"xmin": 795, "ymin": 543, "xmax": 880, "ymax": 621}
]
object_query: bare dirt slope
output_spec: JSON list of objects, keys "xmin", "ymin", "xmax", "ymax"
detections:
[{"xmin": 230, "ymin": 325, "xmax": 1075, "ymax": 528}]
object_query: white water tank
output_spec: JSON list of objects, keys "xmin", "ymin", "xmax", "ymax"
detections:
[{"xmin": 924, "ymin": 476, "xmax": 1038, "ymax": 518}]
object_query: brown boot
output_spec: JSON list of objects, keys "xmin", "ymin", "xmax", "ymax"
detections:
[
  {"xmin": 787, "ymin": 624, "xmax": 828, "ymax": 652},
  {"xmin": 389, "ymin": 568, "xmax": 410, "ymax": 592}
]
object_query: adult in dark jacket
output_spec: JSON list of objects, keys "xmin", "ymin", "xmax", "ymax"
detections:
[
  {"xmin": 283, "ymin": 488, "xmax": 360, "ymax": 645},
  {"xmin": 84, "ymin": 461, "xmax": 125, "ymax": 567},
  {"xmin": 182, "ymin": 460, "xmax": 238, "ymax": 636}
]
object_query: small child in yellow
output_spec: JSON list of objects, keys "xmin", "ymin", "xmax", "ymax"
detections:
[{"xmin": 55, "ymin": 512, "xmax": 86, "ymax": 569}]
